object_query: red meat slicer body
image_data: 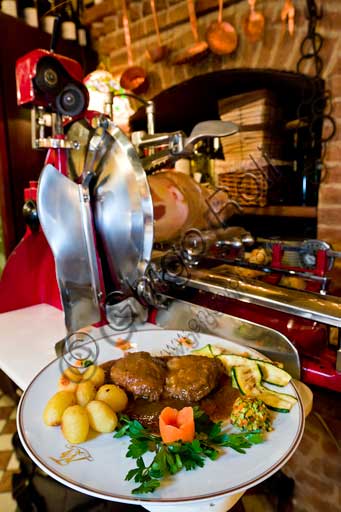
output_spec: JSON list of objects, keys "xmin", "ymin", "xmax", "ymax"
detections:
[
  {"xmin": 16, "ymin": 49, "xmax": 84, "ymax": 108},
  {"xmin": 0, "ymin": 48, "xmax": 107, "ymax": 326},
  {"xmin": 1, "ymin": 48, "xmax": 341, "ymax": 392},
  {"xmin": 0, "ymin": 47, "xmax": 89, "ymax": 316}
]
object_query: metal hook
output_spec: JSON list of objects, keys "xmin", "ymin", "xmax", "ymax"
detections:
[{"xmin": 305, "ymin": 0, "xmax": 323, "ymax": 20}]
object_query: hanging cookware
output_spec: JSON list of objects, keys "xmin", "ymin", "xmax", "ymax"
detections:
[
  {"xmin": 120, "ymin": 0, "xmax": 149, "ymax": 94},
  {"xmin": 172, "ymin": 0, "xmax": 208, "ymax": 65},
  {"xmin": 281, "ymin": 0, "xmax": 295, "ymax": 36},
  {"xmin": 243, "ymin": 0, "xmax": 265, "ymax": 43},
  {"xmin": 205, "ymin": 0, "xmax": 238, "ymax": 55},
  {"xmin": 146, "ymin": 0, "xmax": 168, "ymax": 62}
]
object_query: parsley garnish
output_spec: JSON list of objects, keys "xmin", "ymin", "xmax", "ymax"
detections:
[{"xmin": 114, "ymin": 407, "xmax": 264, "ymax": 494}]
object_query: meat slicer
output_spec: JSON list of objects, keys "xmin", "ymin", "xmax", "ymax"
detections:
[{"xmin": 1, "ymin": 45, "xmax": 341, "ymax": 395}]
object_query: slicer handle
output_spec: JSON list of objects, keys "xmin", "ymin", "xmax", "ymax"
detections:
[{"xmin": 185, "ymin": 120, "xmax": 239, "ymax": 148}]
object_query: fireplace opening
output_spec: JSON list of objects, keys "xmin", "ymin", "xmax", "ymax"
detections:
[{"xmin": 131, "ymin": 68, "xmax": 325, "ymax": 239}]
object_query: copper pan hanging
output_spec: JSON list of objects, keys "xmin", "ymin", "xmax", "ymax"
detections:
[
  {"xmin": 120, "ymin": 0, "xmax": 149, "ymax": 94},
  {"xmin": 281, "ymin": 0, "xmax": 295, "ymax": 36},
  {"xmin": 146, "ymin": 0, "xmax": 169, "ymax": 62},
  {"xmin": 172, "ymin": 0, "xmax": 208, "ymax": 65},
  {"xmin": 243, "ymin": 0, "xmax": 265, "ymax": 43},
  {"xmin": 205, "ymin": 0, "xmax": 238, "ymax": 55}
]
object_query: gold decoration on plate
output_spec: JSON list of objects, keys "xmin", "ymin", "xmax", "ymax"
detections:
[{"xmin": 50, "ymin": 444, "xmax": 94, "ymax": 466}]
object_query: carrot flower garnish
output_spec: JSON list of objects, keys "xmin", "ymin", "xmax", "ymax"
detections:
[{"xmin": 159, "ymin": 406, "xmax": 195, "ymax": 444}]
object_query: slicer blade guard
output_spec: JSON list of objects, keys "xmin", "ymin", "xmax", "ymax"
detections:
[{"xmin": 37, "ymin": 164, "xmax": 103, "ymax": 332}]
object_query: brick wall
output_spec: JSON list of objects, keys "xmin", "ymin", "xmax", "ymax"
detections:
[{"xmin": 89, "ymin": 0, "xmax": 341, "ymax": 249}]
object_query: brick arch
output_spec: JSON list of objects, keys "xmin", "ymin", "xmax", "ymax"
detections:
[{"xmin": 130, "ymin": 68, "xmax": 323, "ymax": 134}]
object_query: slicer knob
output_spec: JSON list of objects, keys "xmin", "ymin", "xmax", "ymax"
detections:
[
  {"xmin": 23, "ymin": 199, "xmax": 39, "ymax": 233},
  {"xmin": 300, "ymin": 239, "xmax": 333, "ymax": 271}
]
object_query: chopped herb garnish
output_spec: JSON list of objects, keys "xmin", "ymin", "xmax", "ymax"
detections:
[
  {"xmin": 114, "ymin": 407, "xmax": 264, "ymax": 494},
  {"xmin": 82, "ymin": 360, "xmax": 93, "ymax": 368}
]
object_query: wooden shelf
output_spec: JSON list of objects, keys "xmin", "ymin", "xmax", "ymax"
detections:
[{"xmin": 240, "ymin": 206, "xmax": 317, "ymax": 218}]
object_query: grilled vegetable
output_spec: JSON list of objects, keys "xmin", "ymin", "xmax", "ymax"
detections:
[
  {"xmin": 191, "ymin": 344, "xmax": 223, "ymax": 358},
  {"xmin": 219, "ymin": 354, "xmax": 291, "ymax": 386},
  {"xmin": 254, "ymin": 389, "xmax": 297, "ymax": 413},
  {"xmin": 232, "ymin": 363, "xmax": 297, "ymax": 413},
  {"xmin": 232, "ymin": 364, "xmax": 262, "ymax": 395},
  {"xmin": 257, "ymin": 360, "xmax": 291, "ymax": 386}
]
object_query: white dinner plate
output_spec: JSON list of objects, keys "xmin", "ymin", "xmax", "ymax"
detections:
[{"xmin": 17, "ymin": 329, "xmax": 304, "ymax": 506}]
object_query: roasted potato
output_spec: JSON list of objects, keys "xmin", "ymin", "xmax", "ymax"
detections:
[
  {"xmin": 61, "ymin": 405, "xmax": 89, "ymax": 444},
  {"xmin": 58, "ymin": 375, "xmax": 78, "ymax": 392},
  {"xmin": 82, "ymin": 365, "xmax": 105, "ymax": 388},
  {"xmin": 76, "ymin": 380, "xmax": 97, "ymax": 407},
  {"xmin": 58, "ymin": 366, "xmax": 83, "ymax": 392},
  {"xmin": 86, "ymin": 400, "xmax": 118, "ymax": 433},
  {"xmin": 96, "ymin": 384, "xmax": 128, "ymax": 412},
  {"xmin": 43, "ymin": 391, "xmax": 76, "ymax": 426},
  {"xmin": 63, "ymin": 367, "xmax": 83, "ymax": 383}
]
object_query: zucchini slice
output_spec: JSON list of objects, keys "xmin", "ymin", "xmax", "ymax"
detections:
[
  {"xmin": 191, "ymin": 344, "xmax": 222, "ymax": 358},
  {"xmin": 232, "ymin": 364, "xmax": 262, "ymax": 395},
  {"xmin": 219, "ymin": 354, "xmax": 291, "ymax": 386},
  {"xmin": 219, "ymin": 354, "xmax": 252, "ymax": 375},
  {"xmin": 256, "ymin": 387, "xmax": 297, "ymax": 413},
  {"xmin": 256, "ymin": 361, "xmax": 291, "ymax": 387}
]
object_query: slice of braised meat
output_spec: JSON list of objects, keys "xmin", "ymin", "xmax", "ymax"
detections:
[
  {"xmin": 163, "ymin": 355, "xmax": 224, "ymax": 402},
  {"xmin": 110, "ymin": 351, "xmax": 166, "ymax": 401},
  {"xmin": 126, "ymin": 398, "xmax": 193, "ymax": 433}
]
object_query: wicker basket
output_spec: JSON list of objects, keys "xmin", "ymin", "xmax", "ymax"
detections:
[{"xmin": 214, "ymin": 160, "xmax": 268, "ymax": 207}]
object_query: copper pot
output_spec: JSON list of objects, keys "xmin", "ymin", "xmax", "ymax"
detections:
[
  {"xmin": 281, "ymin": 0, "xmax": 295, "ymax": 36},
  {"xmin": 146, "ymin": 0, "xmax": 168, "ymax": 63},
  {"xmin": 243, "ymin": 0, "xmax": 265, "ymax": 43},
  {"xmin": 120, "ymin": 66, "xmax": 149, "ymax": 95},
  {"xmin": 120, "ymin": 0, "xmax": 149, "ymax": 94},
  {"xmin": 172, "ymin": 0, "xmax": 208, "ymax": 65},
  {"xmin": 206, "ymin": 0, "xmax": 238, "ymax": 56}
]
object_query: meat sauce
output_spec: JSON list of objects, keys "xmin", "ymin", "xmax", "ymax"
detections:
[{"xmin": 200, "ymin": 375, "xmax": 240, "ymax": 422}]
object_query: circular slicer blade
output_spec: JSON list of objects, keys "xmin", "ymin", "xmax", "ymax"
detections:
[{"xmin": 67, "ymin": 118, "xmax": 154, "ymax": 294}]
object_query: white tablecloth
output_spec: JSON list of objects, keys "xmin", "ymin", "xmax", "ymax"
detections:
[{"xmin": 0, "ymin": 303, "xmax": 160, "ymax": 391}]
